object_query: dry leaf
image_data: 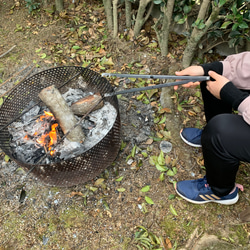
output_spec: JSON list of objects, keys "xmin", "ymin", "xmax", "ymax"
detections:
[
  {"xmin": 98, "ymin": 48, "xmax": 106, "ymax": 54},
  {"xmin": 188, "ymin": 110, "xmax": 196, "ymax": 116},
  {"xmin": 76, "ymin": 55, "xmax": 82, "ymax": 63},
  {"xmin": 158, "ymin": 108, "xmax": 172, "ymax": 114},
  {"xmin": 94, "ymin": 178, "xmax": 105, "ymax": 186},
  {"xmin": 69, "ymin": 191, "xmax": 84, "ymax": 197},
  {"xmin": 165, "ymin": 238, "xmax": 172, "ymax": 249},
  {"xmin": 88, "ymin": 28, "xmax": 95, "ymax": 37},
  {"xmin": 106, "ymin": 210, "xmax": 112, "ymax": 218},
  {"xmin": 150, "ymin": 101, "xmax": 158, "ymax": 108},
  {"xmin": 128, "ymin": 29, "xmax": 134, "ymax": 41},
  {"xmin": 193, "ymin": 106, "xmax": 201, "ymax": 113},
  {"xmin": 171, "ymin": 158, "xmax": 177, "ymax": 167},
  {"xmin": 156, "ymin": 132, "xmax": 164, "ymax": 138},
  {"xmin": 144, "ymin": 138, "xmax": 153, "ymax": 144},
  {"xmin": 182, "ymin": 117, "xmax": 190, "ymax": 125},
  {"xmin": 165, "ymin": 155, "xmax": 171, "ymax": 165}
]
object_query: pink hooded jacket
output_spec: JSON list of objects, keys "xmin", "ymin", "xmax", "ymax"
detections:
[{"xmin": 222, "ymin": 52, "xmax": 250, "ymax": 124}]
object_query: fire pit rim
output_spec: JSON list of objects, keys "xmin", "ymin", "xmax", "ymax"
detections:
[{"xmin": 0, "ymin": 66, "xmax": 121, "ymax": 186}]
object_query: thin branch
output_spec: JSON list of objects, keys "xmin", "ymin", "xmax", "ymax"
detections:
[
  {"xmin": 144, "ymin": 1, "xmax": 154, "ymax": 24},
  {"xmin": 0, "ymin": 64, "xmax": 31, "ymax": 90},
  {"xmin": 0, "ymin": 65, "xmax": 36, "ymax": 99},
  {"xmin": 0, "ymin": 45, "xmax": 16, "ymax": 58}
]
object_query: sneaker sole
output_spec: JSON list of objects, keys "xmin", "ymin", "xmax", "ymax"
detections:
[
  {"xmin": 175, "ymin": 187, "xmax": 239, "ymax": 205},
  {"xmin": 180, "ymin": 131, "xmax": 202, "ymax": 148}
]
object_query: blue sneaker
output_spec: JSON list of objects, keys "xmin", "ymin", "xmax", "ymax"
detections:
[
  {"xmin": 180, "ymin": 128, "xmax": 202, "ymax": 147},
  {"xmin": 175, "ymin": 176, "xmax": 239, "ymax": 205}
]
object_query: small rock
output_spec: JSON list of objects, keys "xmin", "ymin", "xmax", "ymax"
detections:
[
  {"xmin": 42, "ymin": 236, "xmax": 49, "ymax": 245},
  {"xmin": 160, "ymin": 141, "xmax": 172, "ymax": 153}
]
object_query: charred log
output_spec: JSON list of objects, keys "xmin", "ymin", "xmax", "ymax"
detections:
[{"xmin": 38, "ymin": 85, "xmax": 85, "ymax": 143}]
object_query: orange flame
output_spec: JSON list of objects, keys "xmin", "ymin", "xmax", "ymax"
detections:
[
  {"xmin": 38, "ymin": 111, "xmax": 54, "ymax": 121},
  {"xmin": 28, "ymin": 110, "xmax": 59, "ymax": 156},
  {"xmin": 49, "ymin": 123, "xmax": 58, "ymax": 145},
  {"xmin": 36, "ymin": 134, "xmax": 49, "ymax": 146}
]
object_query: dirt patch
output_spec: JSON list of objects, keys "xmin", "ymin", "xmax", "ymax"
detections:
[{"xmin": 0, "ymin": 1, "xmax": 250, "ymax": 249}]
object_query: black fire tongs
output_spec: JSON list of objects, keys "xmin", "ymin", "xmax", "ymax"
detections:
[{"xmin": 101, "ymin": 73, "xmax": 210, "ymax": 97}]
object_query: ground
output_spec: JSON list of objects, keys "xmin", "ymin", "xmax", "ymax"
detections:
[{"xmin": 0, "ymin": 0, "xmax": 250, "ymax": 249}]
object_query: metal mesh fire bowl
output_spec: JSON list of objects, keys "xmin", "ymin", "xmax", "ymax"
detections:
[{"xmin": 0, "ymin": 67, "xmax": 121, "ymax": 187}]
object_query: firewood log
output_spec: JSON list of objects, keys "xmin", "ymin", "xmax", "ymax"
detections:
[
  {"xmin": 71, "ymin": 93, "xmax": 104, "ymax": 116},
  {"xmin": 38, "ymin": 85, "xmax": 85, "ymax": 143}
]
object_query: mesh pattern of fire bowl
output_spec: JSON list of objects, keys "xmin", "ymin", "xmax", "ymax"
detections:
[{"xmin": 0, "ymin": 67, "xmax": 121, "ymax": 187}]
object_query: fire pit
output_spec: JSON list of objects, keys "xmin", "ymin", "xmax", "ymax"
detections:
[{"xmin": 0, "ymin": 67, "xmax": 121, "ymax": 187}]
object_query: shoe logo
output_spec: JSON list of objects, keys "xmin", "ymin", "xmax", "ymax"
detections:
[{"xmin": 200, "ymin": 194, "xmax": 221, "ymax": 201}]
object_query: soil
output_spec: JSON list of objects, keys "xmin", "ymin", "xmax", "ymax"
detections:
[{"xmin": 0, "ymin": 1, "xmax": 250, "ymax": 249}]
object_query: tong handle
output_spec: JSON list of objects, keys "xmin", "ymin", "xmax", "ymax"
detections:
[
  {"xmin": 102, "ymin": 73, "xmax": 210, "ymax": 82},
  {"xmin": 104, "ymin": 79, "xmax": 205, "ymax": 97}
]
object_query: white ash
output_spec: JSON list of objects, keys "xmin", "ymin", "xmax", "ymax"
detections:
[
  {"xmin": 20, "ymin": 101, "xmax": 41, "ymax": 123},
  {"xmin": 55, "ymin": 102, "xmax": 117, "ymax": 160},
  {"xmin": 8, "ymin": 89, "xmax": 117, "ymax": 164}
]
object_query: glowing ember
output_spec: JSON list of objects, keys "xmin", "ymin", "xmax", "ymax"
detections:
[
  {"xmin": 24, "ymin": 135, "xmax": 29, "ymax": 140},
  {"xmin": 39, "ymin": 111, "xmax": 54, "ymax": 121},
  {"xmin": 23, "ymin": 110, "xmax": 59, "ymax": 156}
]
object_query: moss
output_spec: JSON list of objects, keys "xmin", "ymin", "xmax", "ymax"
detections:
[
  {"xmin": 59, "ymin": 206, "xmax": 87, "ymax": 228},
  {"xmin": 229, "ymin": 225, "xmax": 249, "ymax": 246},
  {"xmin": 50, "ymin": 187, "xmax": 61, "ymax": 193},
  {"xmin": 161, "ymin": 214, "xmax": 198, "ymax": 242}
]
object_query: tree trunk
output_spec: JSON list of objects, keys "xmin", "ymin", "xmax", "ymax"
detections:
[
  {"xmin": 103, "ymin": 0, "xmax": 113, "ymax": 30},
  {"xmin": 43, "ymin": 0, "xmax": 48, "ymax": 7},
  {"xmin": 125, "ymin": 0, "xmax": 132, "ymax": 28},
  {"xmin": 134, "ymin": 0, "xmax": 153, "ymax": 37},
  {"xmin": 154, "ymin": 0, "xmax": 175, "ymax": 56},
  {"xmin": 182, "ymin": 0, "xmax": 227, "ymax": 67},
  {"xmin": 113, "ymin": 0, "xmax": 119, "ymax": 38},
  {"xmin": 55, "ymin": 0, "xmax": 64, "ymax": 12}
]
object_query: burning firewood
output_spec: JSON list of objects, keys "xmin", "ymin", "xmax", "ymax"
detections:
[
  {"xmin": 38, "ymin": 85, "xmax": 85, "ymax": 143},
  {"xmin": 71, "ymin": 93, "xmax": 104, "ymax": 116}
]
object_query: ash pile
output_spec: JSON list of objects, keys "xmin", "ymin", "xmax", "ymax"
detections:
[{"xmin": 8, "ymin": 88, "xmax": 117, "ymax": 165}]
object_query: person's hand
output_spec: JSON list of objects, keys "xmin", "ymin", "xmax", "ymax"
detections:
[
  {"xmin": 206, "ymin": 71, "xmax": 229, "ymax": 99},
  {"xmin": 174, "ymin": 66, "xmax": 204, "ymax": 90}
]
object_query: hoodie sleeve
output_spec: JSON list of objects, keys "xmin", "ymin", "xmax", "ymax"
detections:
[
  {"xmin": 221, "ymin": 52, "xmax": 250, "ymax": 124},
  {"xmin": 222, "ymin": 52, "xmax": 250, "ymax": 90},
  {"xmin": 201, "ymin": 52, "xmax": 250, "ymax": 125}
]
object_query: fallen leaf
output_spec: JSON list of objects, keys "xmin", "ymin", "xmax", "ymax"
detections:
[
  {"xmin": 170, "ymin": 204, "xmax": 178, "ymax": 216},
  {"xmin": 145, "ymin": 196, "xmax": 154, "ymax": 204},
  {"xmin": 193, "ymin": 106, "xmax": 201, "ymax": 113},
  {"xmin": 94, "ymin": 178, "xmax": 105, "ymax": 186},
  {"xmin": 4, "ymin": 155, "xmax": 10, "ymax": 162},
  {"xmin": 165, "ymin": 155, "xmax": 171, "ymax": 165},
  {"xmin": 140, "ymin": 185, "xmax": 150, "ymax": 192},
  {"xmin": 158, "ymin": 150, "xmax": 165, "ymax": 165},
  {"xmin": 158, "ymin": 107, "xmax": 172, "ymax": 114},
  {"xmin": 106, "ymin": 210, "xmax": 112, "ymax": 218},
  {"xmin": 69, "ymin": 191, "xmax": 84, "ymax": 197},
  {"xmin": 144, "ymin": 138, "xmax": 153, "ymax": 144},
  {"xmin": 117, "ymin": 188, "xmax": 126, "ymax": 192},
  {"xmin": 102, "ymin": 57, "xmax": 114, "ymax": 66},
  {"xmin": 188, "ymin": 110, "xmax": 196, "ymax": 116},
  {"xmin": 156, "ymin": 131, "xmax": 163, "ymax": 138},
  {"xmin": 165, "ymin": 238, "xmax": 172, "ymax": 249},
  {"xmin": 150, "ymin": 101, "xmax": 158, "ymax": 107},
  {"xmin": 98, "ymin": 48, "xmax": 106, "ymax": 54},
  {"xmin": 116, "ymin": 176, "xmax": 124, "ymax": 182},
  {"xmin": 156, "ymin": 163, "xmax": 168, "ymax": 172}
]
